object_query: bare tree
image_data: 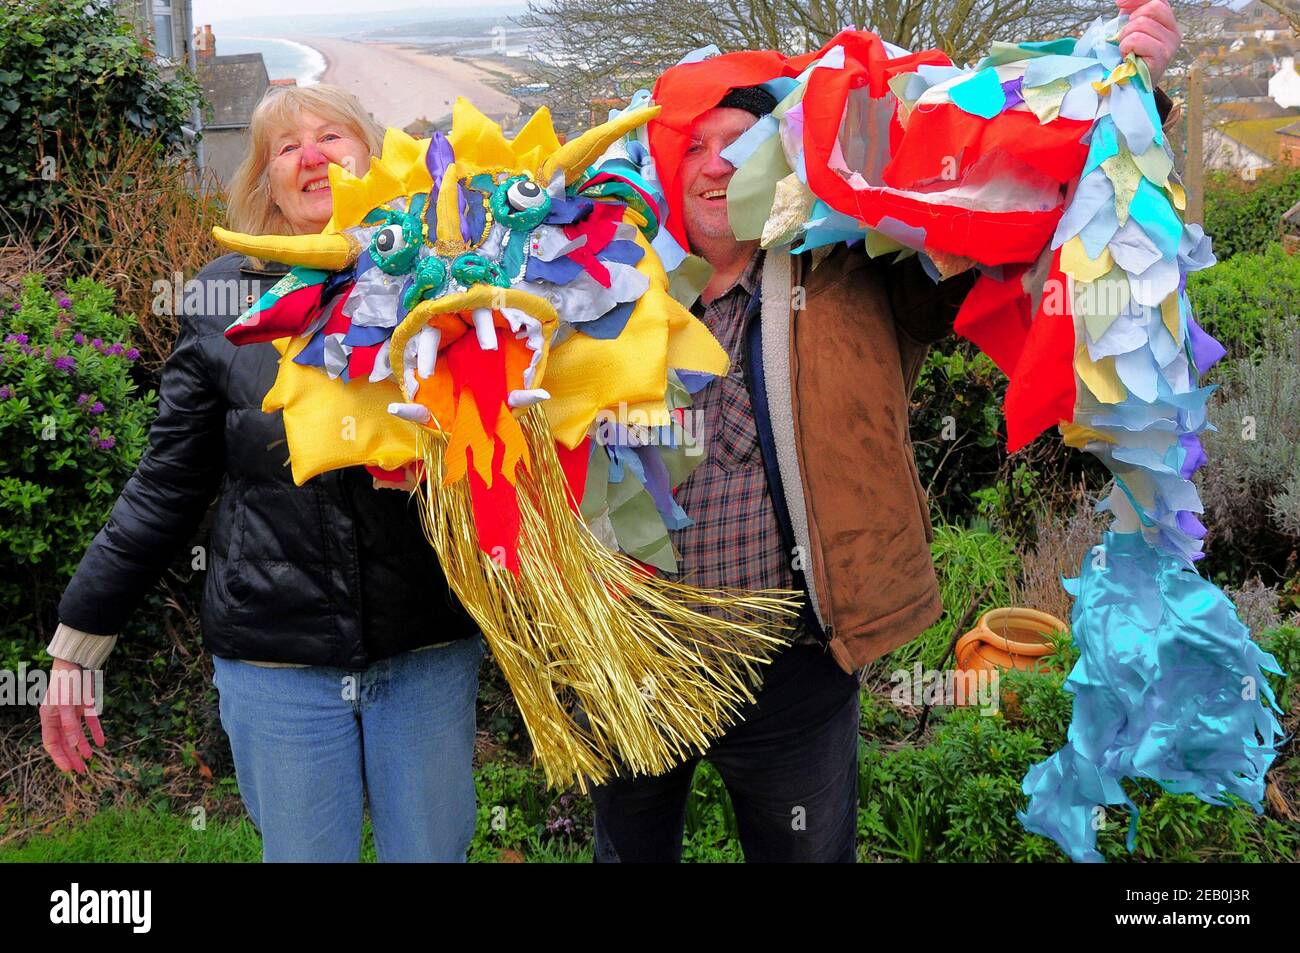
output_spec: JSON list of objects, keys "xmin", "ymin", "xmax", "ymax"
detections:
[
  {"xmin": 516, "ymin": 0, "xmax": 1123, "ymax": 120},
  {"xmin": 1254, "ymin": 0, "xmax": 1300, "ymax": 33}
]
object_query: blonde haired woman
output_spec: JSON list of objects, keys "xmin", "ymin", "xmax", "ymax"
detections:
[{"xmin": 41, "ymin": 85, "xmax": 485, "ymax": 862}]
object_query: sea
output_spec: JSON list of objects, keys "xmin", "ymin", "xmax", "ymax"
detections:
[{"xmin": 218, "ymin": 36, "xmax": 327, "ymax": 85}]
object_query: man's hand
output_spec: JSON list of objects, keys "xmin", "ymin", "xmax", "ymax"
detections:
[
  {"xmin": 1116, "ymin": 0, "xmax": 1183, "ymax": 86},
  {"xmin": 39, "ymin": 657, "xmax": 105, "ymax": 774}
]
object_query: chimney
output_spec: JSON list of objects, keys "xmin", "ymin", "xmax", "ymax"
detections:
[{"xmin": 194, "ymin": 24, "xmax": 216, "ymax": 58}]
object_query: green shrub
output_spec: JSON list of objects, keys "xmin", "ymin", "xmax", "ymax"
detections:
[
  {"xmin": 885, "ymin": 523, "xmax": 1020, "ymax": 669},
  {"xmin": 0, "ymin": 274, "xmax": 156, "ymax": 646},
  {"xmin": 858, "ymin": 668, "xmax": 1299, "ymax": 862},
  {"xmin": 911, "ymin": 342, "xmax": 1006, "ymax": 525},
  {"xmin": 1121, "ymin": 780, "xmax": 1299, "ymax": 863},
  {"xmin": 1187, "ymin": 244, "xmax": 1300, "ymax": 361},
  {"xmin": 910, "ymin": 339, "xmax": 1107, "ymax": 538},
  {"xmin": 999, "ymin": 634, "xmax": 1077, "ymax": 741},
  {"xmin": 1199, "ymin": 320, "xmax": 1300, "ymax": 586},
  {"xmin": 682, "ymin": 761, "xmax": 744, "ymax": 862},
  {"xmin": 1203, "ymin": 167, "xmax": 1300, "ymax": 261},
  {"xmin": 0, "ymin": 0, "xmax": 202, "ymax": 241},
  {"xmin": 469, "ymin": 758, "xmax": 591, "ymax": 862},
  {"xmin": 859, "ymin": 708, "xmax": 1059, "ymax": 862},
  {"xmin": 1257, "ymin": 622, "xmax": 1300, "ymax": 713}
]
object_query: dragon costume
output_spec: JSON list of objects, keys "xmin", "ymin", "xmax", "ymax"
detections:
[{"xmin": 214, "ymin": 13, "xmax": 1285, "ymax": 861}]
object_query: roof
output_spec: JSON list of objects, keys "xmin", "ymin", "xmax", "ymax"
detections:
[
  {"xmin": 1215, "ymin": 116, "xmax": 1299, "ymax": 158},
  {"xmin": 198, "ymin": 54, "xmax": 270, "ymax": 129},
  {"xmin": 1212, "ymin": 99, "xmax": 1297, "ymax": 121},
  {"xmin": 1207, "ymin": 75, "xmax": 1270, "ymax": 100}
]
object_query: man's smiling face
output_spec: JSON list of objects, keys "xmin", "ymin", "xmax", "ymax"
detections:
[{"xmin": 680, "ymin": 106, "xmax": 759, "ymax": 255}]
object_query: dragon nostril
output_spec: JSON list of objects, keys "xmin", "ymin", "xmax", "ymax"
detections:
[{"xmin": 451, "ymin": 252, "xmax": 510, "ymax": 289}]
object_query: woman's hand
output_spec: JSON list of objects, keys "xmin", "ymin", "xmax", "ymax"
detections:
[
  {"xmin": 39, "ymin": 657, "xmax": 105, "ymax": 774},
  {"xmin": 1116, "ymin": 0, "xmax": 1183, "ymax": 86}
]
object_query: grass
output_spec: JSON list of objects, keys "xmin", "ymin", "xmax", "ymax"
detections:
[
  {"xmin": 0, "ymin": 758, "xmax": 786, "ymax": 863},
  {"xmin": 0, "ymin": 803, "xmax": 596, "ymax": 863},
  {"xmin": 2, "ymin": 802, "xmax": 265, "ymax": 863},
  {"xmin": 0, "ymin": 792, "xmax": 594, "ymax": 863}
]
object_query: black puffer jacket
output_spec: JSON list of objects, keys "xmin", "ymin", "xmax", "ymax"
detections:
[{"xmin": 58, "ymin": 253, "xmax": 478, "ymax": 666}]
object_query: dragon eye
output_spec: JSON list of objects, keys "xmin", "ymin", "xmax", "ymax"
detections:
[
  {"xmin": 506, "ymin": 178, "xmax": 545, "ymax": 211},
  {"xmin": 492, "ymin": 175, "xmax": 551, "ymax": 230},
  {"xmin": 368, "ymin": 215, "xmax": 422, "ymax": 276},
  {"xmin": 375, "ymin": 224, "xmax": 405, "ymax": 256}
]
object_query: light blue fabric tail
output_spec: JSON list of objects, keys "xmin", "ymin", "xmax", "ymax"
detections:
[{"xmin": 1018, "ymin": 530, "xmax": 1287, "ymax": 862}]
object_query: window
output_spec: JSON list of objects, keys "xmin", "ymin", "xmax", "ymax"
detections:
[{"xmin": 152, "ymin": 1, "xmax": 174, "ymax": 59}]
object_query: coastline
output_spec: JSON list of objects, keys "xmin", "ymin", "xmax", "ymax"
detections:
[
  {"xmin": 281, "ymin": 37, "xmax": 327, "ymax": 85},
  {"xmin": 292, "ymin": 36, "xmax": 521, "ymax": 130},
  {"xmin": 221, "ymin": 35, "xmax": 327, "ymax": 86}
]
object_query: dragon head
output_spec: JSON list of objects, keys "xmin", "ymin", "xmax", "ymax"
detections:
[{"xmin": 214, "ymin": 98, "xmax": 729, "ymax": 569}]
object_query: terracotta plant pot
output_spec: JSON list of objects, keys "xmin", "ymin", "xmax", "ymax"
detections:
[{"xmin": 952, "ymin": 608, "xmax": 1068, "ymax": 707}]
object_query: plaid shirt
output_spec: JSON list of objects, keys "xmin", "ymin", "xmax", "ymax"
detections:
[{"xmin": 666, "ymin": 250, "xmax": 798, "ymax": 603}]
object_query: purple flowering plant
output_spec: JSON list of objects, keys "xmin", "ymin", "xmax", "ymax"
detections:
[{"xmin": 1, "ymin": 275, "xmax": 157, "ymax": 623}]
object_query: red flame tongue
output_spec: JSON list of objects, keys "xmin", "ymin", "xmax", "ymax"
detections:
[{"xmin": 466, "ymin": 439, "xmax": 523, "ymax": 573}]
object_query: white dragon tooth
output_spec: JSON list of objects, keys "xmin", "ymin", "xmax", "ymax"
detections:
[
  {"xmin": 388, "ymin": 402, "xmax": 431, "ymax": 423},
  {"xmin": 507, "ymin": 388, "xmax": 550, "ymax": 409},
  {"xmin": 471, "ymin": 307, "xmax": 498, "ymax": 351},
  {"xmin": 404, "ymin": 368, "xmax": 420, "ymax": 401},
  {"xmin": 416, "ymin": 326, "xmax": 440, "ymax": 379},
  {"xmin": 500, "ymin": 306, "xmax": 531, "ymax": 333}
]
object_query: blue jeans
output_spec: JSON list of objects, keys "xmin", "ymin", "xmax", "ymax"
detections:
[{"xmin": 212, "ymin": 635, "xmax": 485, "ymax": 862}]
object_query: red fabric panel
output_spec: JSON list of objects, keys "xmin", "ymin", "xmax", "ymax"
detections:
[
  {"xmin": 347, "ymin": 340, "xmax": 382, "ymax": 380},
  {"xmin": 225, "ymin": 282, "xmax": 325, "ymax": 345},
  {"xmin": 366, "ymin": 463, "xmax": 408, "ymax": 483},
  {"xmin": 1004, "ymin": 249, "xmax": 1076, "ymax": 452},
  {"xmin": 883, "ymin": 105, "xmax": 1092, "ymax": 191},
  {"xmin": 563, "ymin": 201, "xmax": 625, "ymax": 288},
  {"xmin": 554, "ymin": 436, "xmax": 591, "ymax": 513},
  {"xmin": 953, "ymin": 266, "xmax": 1033, "ymax": 377}
]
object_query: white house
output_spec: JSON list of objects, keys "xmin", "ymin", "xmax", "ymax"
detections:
[
  {"xmin": 1204, "ymin": 127, "xmax": 1274, "ymax": 179},
  {"xmin": 1270, "ymin": 56, "xmax": 1300, "ymax": 109}
]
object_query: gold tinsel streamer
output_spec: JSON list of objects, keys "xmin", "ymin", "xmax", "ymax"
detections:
[{"xmin": 415, "ymin": 410, "xmax": 800, "ymax": 790}]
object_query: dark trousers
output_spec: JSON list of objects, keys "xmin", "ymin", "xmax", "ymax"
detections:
[{"xmin": 590, "ymin": 642, "xmax": 862, "ymax": 863}]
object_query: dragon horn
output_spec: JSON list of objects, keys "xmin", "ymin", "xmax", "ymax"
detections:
[
  {"xmin": 434, "ymin": 161, "xmax": 462, "ymax": 248},
  {"xmin": 212, "ymin": 227, "xmax": 361, "ymax": 270},
  {"xmin": 540, "ymin": 105, "xmax": 662, "ymax": 185}
]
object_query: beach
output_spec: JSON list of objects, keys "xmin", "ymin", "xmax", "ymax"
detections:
[{"xmin": 295, "ymin": 36, "xmax": 521, "ymax": 131}]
